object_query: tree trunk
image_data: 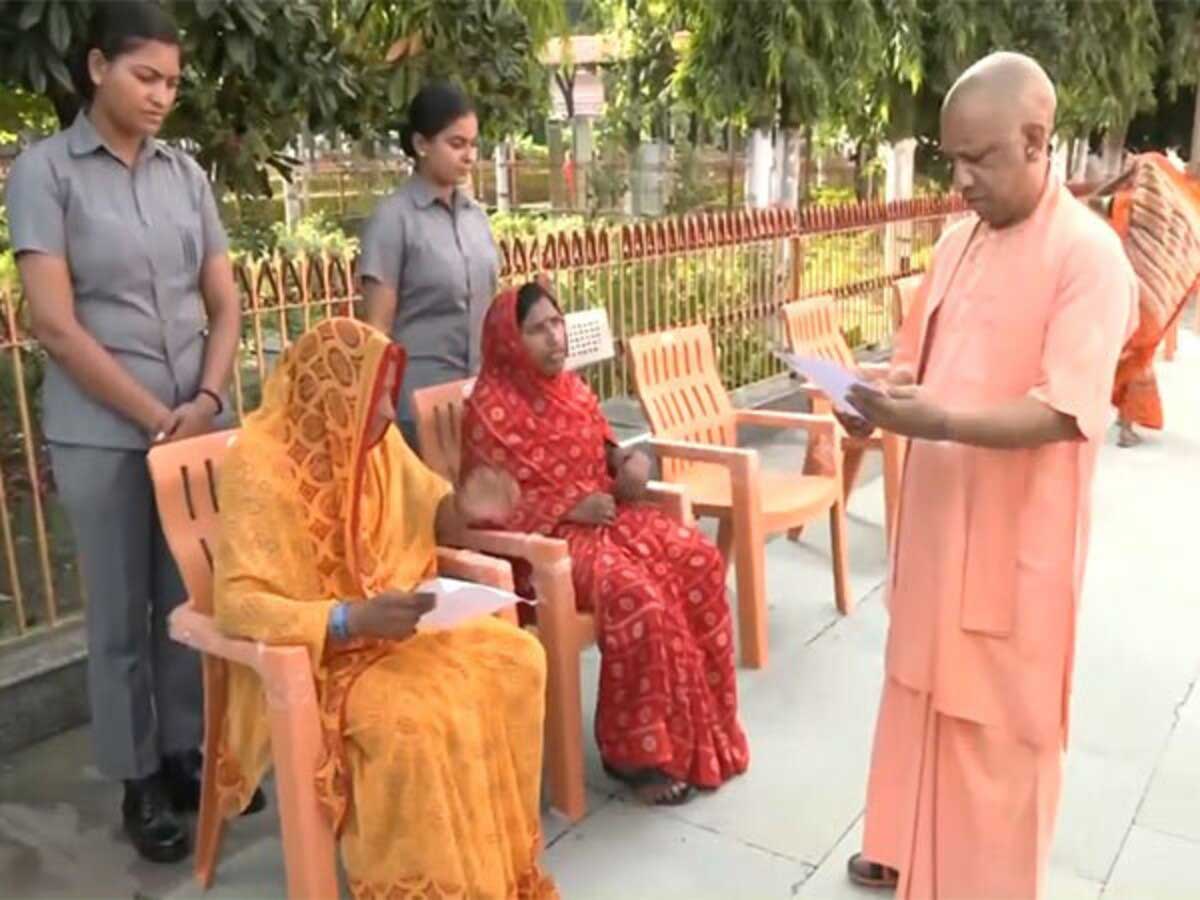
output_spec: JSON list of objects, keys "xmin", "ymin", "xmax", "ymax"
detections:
[
  {"xmin": 1190, "ymin": 87, "xmax": 1200, "ymax": 177},
  {"xmin": 777, "ymin": 127, "xmax": 804, "ymax": 208},
  {"xmin": 547, "ymin": 121, "xmax": 566, "ymax": 210},
  {"xmin": 853, "ymin": 142, "xmax": 870, "ymax": 201},
  {"xmin": 494, "ymin": 140, "xmax": 511, "ymax": 213},
  {"xmin": 726, "ymin": 125, "xmax": 737, "ymax": 210},
  {"xmin": 745, "ymin": 127, "xmax": 773, "ymax": 209},
  {"xmin": 799, "ymin": 125, "xmax": 813, "ymax": 203},
  {"xmin": 1068, "ymin": 137, "xmax": 1089, "ymax": 182},
  {"xmin": 1050, "ymin": 135, "xmax": 1070, "ymax": 182},
  {"xmin": 282, "ymin": 178, "xmax": 300, "ymax": 230},
  {"xmin": 1101, "ymin": 125, "xmax": 1128, "ymax": 179},
  {"xmin": 632, "ymin": 140, "xmax": 668, "ymax": 217},
  {"xmin": 883, "ymin": 138, "xmax": 917, "ymax": 272},
  {"xmin": 572, "ymin": 116, "xmax": 594, "ymax": 212}
]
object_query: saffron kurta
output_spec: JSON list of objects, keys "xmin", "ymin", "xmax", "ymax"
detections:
[
  {"xmin": 461, "ymin": 290, "xmax": 750, "ymax": 789},
  {"xmin": 212, "ymin": 318, "xmax": 557, "ymax": 899},
  {"xmin": 862, "ymin": 177, "xmax": 1137, "ymax": 898}
]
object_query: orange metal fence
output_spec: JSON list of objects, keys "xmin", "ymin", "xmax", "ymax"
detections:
[{"xmin": 0, "ymin": 195, "xmax": 964, "ymax": 644}]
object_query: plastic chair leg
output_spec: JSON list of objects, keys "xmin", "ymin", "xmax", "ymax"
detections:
[
  {"xmin": 194, "ymin": 657, "xmax": 229, "ymax": 889},
  {"xmin": 841, "ymin": 444, "xmax": 867, "ymax": 503},
  {"xmin": 535, "ymin": 562, "xmax": 588, "ymax": 822},
  {"xmin": 730, "ymin": 509, "xmax": 768, "ymax": 670},
  {"xmin": 829, "ymin": 497, "xmax": 853, "ymax": 616},
  {"xmin": 716, "ymin": 517, "xmax": 735, "ymax": 572},
  {"xmin": 260, "ymin": 654, "xmax": 339, "ymax": 900},
  {"xmin": 542, "ymin": 636, "xmax": 588, "ymax": 822}
]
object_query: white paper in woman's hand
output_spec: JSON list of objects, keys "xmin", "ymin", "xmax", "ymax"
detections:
[{"xmin": 414, "ymin": 577, "xmax": 531, "ymax": 630}]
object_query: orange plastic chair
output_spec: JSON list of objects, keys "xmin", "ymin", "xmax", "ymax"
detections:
[
  {"xmin": 148, "ymin": 430, "xmax": 520, "ymax": 898},
  {"xmin": 779, "ymin": 296, "xmax": 905, "ymax": 545},
  {"xmin": 412, "ymin": 377, "xmax": 693, "ymax": 824},
  {"xmin": 626, "ymin": 324, "xmax": 850, "ymax": 670}
]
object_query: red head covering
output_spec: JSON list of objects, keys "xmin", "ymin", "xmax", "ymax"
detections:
[{"xmin": 462, "ymin": 287, "xmax": 614, "ymax": 534}]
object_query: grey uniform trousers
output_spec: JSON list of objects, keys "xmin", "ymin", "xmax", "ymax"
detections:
[{"xmin": 49, "ymin": 444, "xmax": 202, "ymax": 780}]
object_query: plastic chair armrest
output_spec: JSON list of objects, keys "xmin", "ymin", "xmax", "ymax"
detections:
[
  {"xmin": 644, "ymin": 480, "xmax": 694, "ymax": 526},
  {"xmin": 436, "ymin": 545, "xmax": 515, "ymax": 591}
]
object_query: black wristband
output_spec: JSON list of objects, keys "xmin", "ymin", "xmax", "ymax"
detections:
[{"xmin": 196, "ymin": 388, "xmax": 224, "ymax": 416}]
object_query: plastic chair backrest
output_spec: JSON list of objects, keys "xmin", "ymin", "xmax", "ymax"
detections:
[
  {"xmin": 412, "ymin": 378, "xmax": 476, "ymax": 482},
  {"xmin": 627, "ymin": 325, "xmax": 737, "ymax": 480},
  {"xmin": 779, "ymin": 296, "xmax": 856, "ymax": 368},
  {"xmin": 565, "ymin": 308, "xmax": 615, "ymax": 369},
  {"xmin": 147, "ymin": 429, "xmax": 241, "ymax": 616}
]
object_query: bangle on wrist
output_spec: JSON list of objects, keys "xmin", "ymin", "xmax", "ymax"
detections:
[
  {"xmin": 196, "ymin": 387, "xmax": 224, "ymax": 416},
  {"xmin": 329, "ymin": 602, "xmax": 351, "ymax": 641}
]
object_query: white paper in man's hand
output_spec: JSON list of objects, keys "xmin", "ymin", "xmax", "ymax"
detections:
[
  {"xmin": 414, "ymin": 577, "xmax": 529, "ymax": 631},
  {"xmin": 776, "ymin": 352, "xmax": 870, "ymax": 414}
]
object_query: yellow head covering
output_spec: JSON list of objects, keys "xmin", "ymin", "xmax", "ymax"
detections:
[{"xmin": 213, "ymin": 317, "xmax": 452, "ymax": 829}]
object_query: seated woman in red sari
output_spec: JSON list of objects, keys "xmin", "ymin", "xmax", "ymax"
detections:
[{"xmin": 462, "ymin": 283, "xmax": 750, "ymax": 806}]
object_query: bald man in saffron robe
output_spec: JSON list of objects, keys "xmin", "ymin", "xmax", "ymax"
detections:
[{"xmin": 842, "ymin": 53, "xmax": 1138, "ymax": 899}]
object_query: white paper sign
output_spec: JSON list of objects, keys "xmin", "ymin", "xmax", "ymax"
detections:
[{"xmin": 414, "ymin": 577, "xmax": 529, "ymax": 631}]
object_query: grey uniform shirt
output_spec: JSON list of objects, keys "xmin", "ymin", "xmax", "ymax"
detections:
[
  {"xmin": 5, "ymin": 112, "xmax": 229, "ymax": 450},
  {"xmin": 358, "ymin": 175, "xmax": 498, "ymax": 424}
]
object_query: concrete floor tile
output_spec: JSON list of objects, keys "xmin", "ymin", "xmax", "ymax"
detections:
[
  {"xmin": 664, "ymin": 600, "xmax": 887, "ymax": 863},
  {"xmin": 1104, "ymin": 825, "xmax": 1200, "ymax": 900},
  {"xmin": 1136, "ymin": 711, "xmax": 1200, "ymax": 843},
  {"xmin": 544, "ymin": 796, "xmax": 812, "ymax": 900}
]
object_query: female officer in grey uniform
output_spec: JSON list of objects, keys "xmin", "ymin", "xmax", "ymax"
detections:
[
  {"xmin": 359, "ymin": 82, "xmax": 499, "ymax": 448},
  {"xmin": 5, "ymin": 2, "xmax": 257, "ymax": 863}
]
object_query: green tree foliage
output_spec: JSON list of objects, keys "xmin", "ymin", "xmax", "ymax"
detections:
[{"xmin": 0, "ymin": 0, "xmax": 562, "ymax": 194}]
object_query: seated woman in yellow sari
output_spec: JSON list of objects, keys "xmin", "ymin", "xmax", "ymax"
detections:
[{"xmin": 212, "ymin": 317, "xmax": 557, "ymax": 899}]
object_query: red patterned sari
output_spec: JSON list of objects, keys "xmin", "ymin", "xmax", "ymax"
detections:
[{"xmin": 462, "ymin": 290, "xmax": 749, "ymax": 789}]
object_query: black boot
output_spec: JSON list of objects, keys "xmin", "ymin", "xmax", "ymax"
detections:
[
  {"xmin": 162, "ymin": 749, "xmax": 267, "ymax": 816},
  {"xmin": 122, "ymin": 774, "xmax": 190, "ymax": 864}
]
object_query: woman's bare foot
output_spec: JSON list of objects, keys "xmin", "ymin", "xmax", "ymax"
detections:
[
  {"xmin": 632, "ymin": 777, "xmax": 693, "ymax": 806},
  {"xmin": 1118, "ymin": 422, "xmax": 1142, "ymax": 448},
  {"xmin": 603, "ymin": 763, "xmax": 695, "ymax": 806}
]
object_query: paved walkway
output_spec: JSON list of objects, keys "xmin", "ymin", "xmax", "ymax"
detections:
[{"xmin": 1, "ymin": 330, "xmax": 1197, "ymax": 899}]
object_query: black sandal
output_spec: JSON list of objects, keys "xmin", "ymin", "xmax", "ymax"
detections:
[{"xmin": 846, "ymin": 853, "xmax": 899, "ymax": 889}]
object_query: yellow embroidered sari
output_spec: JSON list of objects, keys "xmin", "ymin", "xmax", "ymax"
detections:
[{"xmin": 212, "ymin": 318, "xmax": 557, "ymax": 899}]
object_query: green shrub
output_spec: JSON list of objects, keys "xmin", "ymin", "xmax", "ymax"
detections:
[{"xmin": 229, "ymin": 210, "xmax": 359, "ymax": 262}]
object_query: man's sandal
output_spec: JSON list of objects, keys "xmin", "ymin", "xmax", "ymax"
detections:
[{"xmin": 847, "ymin": 853, "xmax": 899, "ymax": 889}]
